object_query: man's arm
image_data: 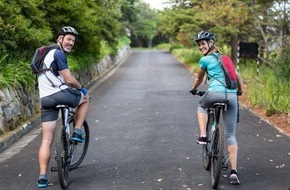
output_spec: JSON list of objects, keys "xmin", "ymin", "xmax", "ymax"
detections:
[{"xmin": 60, "ymin": 69, "xmax": 82, "ymax": 89}]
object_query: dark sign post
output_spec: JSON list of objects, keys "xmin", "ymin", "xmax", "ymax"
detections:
[{"xmin": 237, "ymin": 42, "xmax": 259, "ymax": 80}]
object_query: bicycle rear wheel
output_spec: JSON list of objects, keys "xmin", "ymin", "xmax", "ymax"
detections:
[
  {"xmin": 210, "ymin": 123, "xmax": 224, "ymax": 189},
  {"xmin": 202, "ymin": 114, "xmax": 213, "ymax": 170},
  {"xmin": 56, "ymin": 126, "xmax": 70, "ymax": 189},
  {"xmin": 69, "ymin": 120, "xmax": 90, "ymax": 170}
]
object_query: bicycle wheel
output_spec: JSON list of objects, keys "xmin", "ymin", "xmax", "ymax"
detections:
[
  {"xmin": 210, "ymin": 122, "xmax": 224, "ymax": 189},
  {"xmin": 69, "ymin": 120, "xmax": 90, "ymax": 170},
  {"xmin": 56, "ymin": 126, "xmax": 70, "ymax": 189},
  {"xmin": 202, "ymin": 114, "xmax": 213, "ymax": 170}
]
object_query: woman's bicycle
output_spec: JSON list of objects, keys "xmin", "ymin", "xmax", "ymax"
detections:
[
  {"xmin": 190, "ymin": 89, "xmax": 229, "ymax": 189},
  {"xmin": 51, "ymin": 105, "xmax": 90, "ymax": 189}
]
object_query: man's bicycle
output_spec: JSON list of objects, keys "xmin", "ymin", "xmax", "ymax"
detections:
[
  {"xmin": 51, "ymin": 105, "xmax": 90, "ymax": 189},
  {"xmin": 190, "ymin": 90, "xmax": 229, "ymax": 189}
]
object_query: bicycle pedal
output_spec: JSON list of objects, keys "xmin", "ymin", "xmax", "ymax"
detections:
[
  {"xmin": 51, "ymin": 167, "xmax": 58, "ymax": 172},
  {"xmin": 222, "ymin": 164, "xmax": 228, "ymax": 171}
]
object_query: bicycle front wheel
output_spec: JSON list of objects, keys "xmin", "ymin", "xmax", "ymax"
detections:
[
  {"xmin": 202, "ymin": 114, "xmax": 213, "ymax": 170},
  {"xmin": 69, "ymin": 120, "xmax": 90, "ymax": 170},
  {"xmin": 210, "ymin": 123, "xmax": 224, "ymax": 189},
  {"xmin": 56, "ymin": 126, "xmax": 70, "ymax": 189}
]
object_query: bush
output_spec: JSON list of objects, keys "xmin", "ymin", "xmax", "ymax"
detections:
[
  {"xmin": 241, "ymin": 63, "xmax": 290, "ymax": 115},
  {"xmin": 171, "ymin": 47, "xmax": 201, "ymax": 72},
  {"xmin": 155, "ymin": 43, "xmax": 172, "ymax": 51},
  {"xmin": 169, "ymin": 44, "xmax": 184, "ymax": 52}
]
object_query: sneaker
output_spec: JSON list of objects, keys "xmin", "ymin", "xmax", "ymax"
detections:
[
  {"xmin": 230, "ymin": 170, "xmax": 240, "ymax": 185},
  {"xmin": 37, "ymin": 178, "xmax": 48, "ymax": 188},
  {"xmin": 71, "ymin": 132, "xmax": 84, "ymax": 143},
  {"xmin": 197, "ymin": 136, "xmax": 207, "ymax": 144}
]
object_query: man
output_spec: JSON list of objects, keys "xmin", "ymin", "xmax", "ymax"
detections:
[{"xmin": 37, "ymin": 26, "xmax": 90, "ymax": 188}]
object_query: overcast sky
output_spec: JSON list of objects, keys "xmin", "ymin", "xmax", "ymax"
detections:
[{"xmin": 143, "ymin": 0, "xmax": 168, "ymax": 9}]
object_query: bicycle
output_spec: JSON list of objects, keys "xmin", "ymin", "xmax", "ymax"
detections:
[
  {"xmin": 189, "ymin": 89, "xmax": 229, "ymax": 189},
  {"xmin": 51, "ymin": 105, "xmax": 90, "ymax": 189}
]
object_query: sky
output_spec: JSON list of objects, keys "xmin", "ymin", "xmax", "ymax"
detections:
[{"xmin": 143, "ymin": 0, "xmax": 168, "ymax": 10}]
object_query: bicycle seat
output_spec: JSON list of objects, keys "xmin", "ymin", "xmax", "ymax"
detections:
[
  {"xmin": 213, "ymin": 102, "xmax": 226, "ymax": 107},
  {"xmin": 56, "ymin": 105, "xmax": 70, "ymax": 109}
]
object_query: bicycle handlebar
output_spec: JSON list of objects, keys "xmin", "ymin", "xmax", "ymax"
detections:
[
  {"xmin": 189, "ymin": 89, "xmax": 242, "ymax": 96},
  {"xmin": 189, "ymin": 89, "xmax": 205, "ymax": 96}
]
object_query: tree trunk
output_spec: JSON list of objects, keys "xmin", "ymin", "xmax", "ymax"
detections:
[{"xmin": 231, "ymin": 34, "xmax": 238, "ymax": 64}]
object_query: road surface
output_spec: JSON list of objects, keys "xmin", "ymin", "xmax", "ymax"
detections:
[{"xmin": 0, "ymin": 50, "xmax": 289, "ymax": 190}]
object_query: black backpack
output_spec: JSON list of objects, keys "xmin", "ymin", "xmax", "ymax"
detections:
[
  {"xmin": 31, "ymin": 44, "xmax": 58, "ymax": 89},
  {"xmin": 31, "ymin": 44, "xmax": 58, "ymax": 74}
]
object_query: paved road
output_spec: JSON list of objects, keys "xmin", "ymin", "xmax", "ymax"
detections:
[{"xmin": 0, "ymin": 50, "xmax": 289, "ymax": 190}]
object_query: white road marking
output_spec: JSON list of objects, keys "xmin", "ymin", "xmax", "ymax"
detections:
[{"xmin": 0, "ymin": 128, "xmax": 42, "ymax": 163}]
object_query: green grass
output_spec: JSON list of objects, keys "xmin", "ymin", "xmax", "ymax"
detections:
[
  {"xmin": 242, "ymin": 64, "xmax": 290, "ymax": 115},
  {"xmin": 0, "ymin": 53, "xmax": 35, "ymax": 90}
]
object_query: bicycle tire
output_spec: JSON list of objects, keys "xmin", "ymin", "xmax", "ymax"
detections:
[
  {"xmin": 202, "ymin": 114, "xmax": 213, "ymax": 170},
  {"xmin": 56, "ymin": 126, "xmax": 70, "ymax": 189},
  {"xmin": 210, "ymin": 123, "xmax": 224, "ymax": 189},
  {"xmin": 69, "ymin": 120, "xmax": 90, "ymax": 170}
]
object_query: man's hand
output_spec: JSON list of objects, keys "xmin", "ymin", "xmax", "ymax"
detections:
[{"xmin": 79, "ymin": 87, "xmax": 88, "ymax": 96}]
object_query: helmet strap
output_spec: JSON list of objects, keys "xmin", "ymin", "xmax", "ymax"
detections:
[
  {"xmin": 204, "ymin": 41, "xmax": 215, "ymax": 56},
  {"xmin": 58, "ymin": 35, "xmax": 68, "ymax": 53}
]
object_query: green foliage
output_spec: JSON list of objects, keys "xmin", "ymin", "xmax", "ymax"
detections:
[
  {"xmin": 155, "ymin": 43, "xmax": 172, "ymax": 51},
  {"xmin": 118, "ymin": 36, "xmax": 131, "ymax": 48},
  {"xmin": 168, "ymin": 44, "xmax": 184, "ymax": 52},
  {"xmin": 270, "ymin": 49, "xmax": 290, "ymax": 82},
  {"xmin": 240, "ymin": 62, "xmax": 290, "ymax": 114},
  {"xmin": 129, "ymin": 1, "xmax": 158, "ymax": 47},
  {"xmin": 0, "ymin": 53, "xmax": 34, "ymax": 89},
  {"xmin": 0, "ymin": 0, "xmax": 52, "ymax": 54}
]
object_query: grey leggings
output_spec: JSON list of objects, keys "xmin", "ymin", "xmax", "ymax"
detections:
[{"xmin": 197, "ymin": 91, "xmax": 238, "ymax": 146}]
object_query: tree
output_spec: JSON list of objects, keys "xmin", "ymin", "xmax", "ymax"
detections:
[
  {"xmin": 158, "ymin": 0, "xmax": 251, "ymax": 60},
  {"xmin": 0, "ymin": 0, "xmax": 52, "ymax": 55},
  {"xmin": 132, "ymin": 2, "xmax": 158, "ymax": 47}
]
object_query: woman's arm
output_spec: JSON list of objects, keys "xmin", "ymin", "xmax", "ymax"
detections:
[{"xmin": 191, "ymin": 67, "xmax": 206, "ymax": 90}]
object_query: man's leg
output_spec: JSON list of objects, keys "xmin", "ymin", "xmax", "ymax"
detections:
[
  {"xmin": 39, "ymin": 121, "xmax": 56, "ymax": 175},
  {"xmin": 71, "ymin": 97, "xmax": 90, "ymax": 142},
  {"xmin": 74, "ymin": 97, "xmax": 90, "ymax": 129}
]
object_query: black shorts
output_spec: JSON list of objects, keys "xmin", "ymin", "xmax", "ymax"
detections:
[{"xmin": 41, "ymin": 88, "xmax": 82, "ymax": 122}]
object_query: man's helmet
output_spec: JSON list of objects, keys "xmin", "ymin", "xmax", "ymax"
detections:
[
  {"xmin": 194, "ymin": 31, "xmax": 215, "ymax": 42},
  {"xmin": 58, "ymin": 26, "xmax": 78, "ymax": 36}
]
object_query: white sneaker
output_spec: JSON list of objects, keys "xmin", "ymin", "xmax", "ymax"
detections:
[{"xmin": 230, "ymin": 170, "xmax": 240, "ymax": 185}]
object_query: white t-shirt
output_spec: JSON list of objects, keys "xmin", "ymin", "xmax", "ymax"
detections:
[{"xmin": 38, "ymin": 49, "xmax": 69, "ymax": 98}]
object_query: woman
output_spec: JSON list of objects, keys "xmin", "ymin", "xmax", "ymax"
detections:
[{"xmin": 190, "ymin": 31, "xmax": 243, "ymax": 185}]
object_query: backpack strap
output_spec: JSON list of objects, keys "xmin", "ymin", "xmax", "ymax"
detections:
[
  {"xmin": 205, "ymin": 53, "xmax": 227, "ymax": 88},
  {"xmin": 205, "ymin": 53, "xmax": 228, "ymax": 107}
]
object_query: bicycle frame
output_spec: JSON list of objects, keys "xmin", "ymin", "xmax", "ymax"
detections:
[
  {"xmin": 205, "ymin": 103, "xmax": 226, "ymax": 162},
  {"xmin": 191, "ymin": 90, "xmax": 229, "ymax": 189},
  {"xmin": 52, "ymin": 105, "xmax": 90, "ymax": 189},
  {"xmin": 58, "ymin": 105, "xmax": 74, "ymax": 140}
]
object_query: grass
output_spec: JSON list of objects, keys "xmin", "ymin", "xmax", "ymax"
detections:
[{"xmin": 0, "ymin": 53, "xmax": 35, "ymax": 90}]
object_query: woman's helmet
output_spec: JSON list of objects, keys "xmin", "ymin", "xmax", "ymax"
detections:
[
  {"xmin": 58, "ymin": 26, "xmax": 78, "ymax": 36},
  {"xmin": 194, "ymin": 31, "xmax": 215, "ymax": 42}
]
